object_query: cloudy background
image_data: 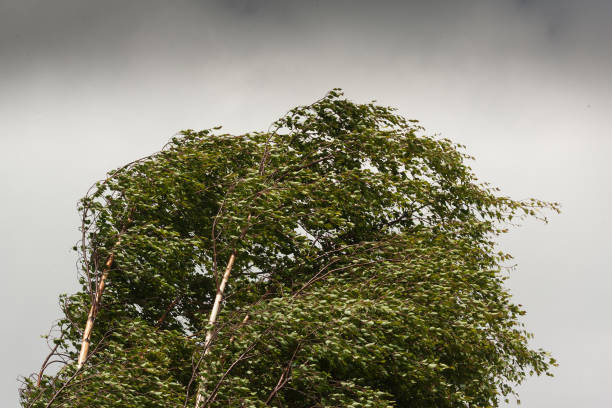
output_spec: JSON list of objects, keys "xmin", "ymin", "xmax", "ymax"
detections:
[{"xmin": 2, "ymin": 0, "xmax": 610, "ymax": 405}]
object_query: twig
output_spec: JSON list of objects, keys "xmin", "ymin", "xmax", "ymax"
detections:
[
  {"xmin": 265, "ymin": 343, "xmax": 302, "ymax": 404},
  {"xmin": 36, "ymin": 343, "xmax": 59, "ymax": 387},
  {"xmin": 155, "ymin": 294, "xmax": 182, "ymax": 328}
]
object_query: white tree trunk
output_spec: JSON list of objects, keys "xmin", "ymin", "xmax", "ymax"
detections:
[
  {"xmin": 76, "ymin": 250, "xmax": 116, "ymax": 369},
  {"xmin": 194, "ymin": 251, "xmax": 237, "ymax": 407}
]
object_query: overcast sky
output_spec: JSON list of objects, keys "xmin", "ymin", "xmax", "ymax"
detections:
[{"xmin": 2, "ymin": 0, "xmax": 611, "ymax": 406}]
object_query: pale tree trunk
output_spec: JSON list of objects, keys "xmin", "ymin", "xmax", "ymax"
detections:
[
  {"xmin": 194, "ymin": 211, "xmax": 254, "ymax": 407},
  {"xmin": 194, "ymin": 141, "xmax": 271, "ymax": 407},
  {"xmin": 77, "ymin": 212, "xmax": 132, "ymax": 369},
  {"xmin": 76, "ymin": 248, "xmax": 117, "ymax": 369},
  {"xmin": 76, "ymin": 210, "xmax": 132, "ymax": 369},
  {"xmin": 194, "ymin": 251, "xmax": 237, "ymax": 408},
  {"xmin": 203, "ymin": 251, "xmax": 237, "ymax": 351}
]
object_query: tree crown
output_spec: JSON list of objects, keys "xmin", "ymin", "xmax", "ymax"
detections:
[{"xmin": 21, "ymin": 90, "xmax": 558, "ymax": 408}]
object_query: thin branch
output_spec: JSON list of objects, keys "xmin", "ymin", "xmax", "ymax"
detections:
[
  {"xmin": 43, "ymin": 331, "xmax": 111, "ymax": 408},
  {"xmin": 155, "ymin": 294, "xmax": 182, "ymax": 329},
  {"xmin": 200, "ymin": 343, "xmax": 259, "ymax": 407},
  {"xmin": 36, "ymin": 343, "xmax": 59, "ymax": 387},
  {"xmin": 265, "ymin": 343, "xmax": 302, "ymax": 404}
]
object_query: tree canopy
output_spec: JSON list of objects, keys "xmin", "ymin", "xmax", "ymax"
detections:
[{"xmin": 20, "ymin": 89, "xmax": 558, "ymax": 407}]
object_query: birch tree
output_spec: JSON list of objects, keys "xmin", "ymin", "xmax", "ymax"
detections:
[{"xmin": 20, "ymin": 90, "xmax": 558, "ymax": 407}]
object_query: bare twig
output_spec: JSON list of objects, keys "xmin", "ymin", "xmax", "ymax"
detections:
[
  {"xmin": 200, "ymin": 342, "xmax": 259, "ymax": 407},
  {"xmin": 43, "ymin": 331, "xmax": 111, "ymax": 408},
  {"xmin": 36, "ymin": 343, "xmax": 59, "ymax": 387},
  {"xmin": 155, "ymin": 294, "xmax": 182, "ymax": 329},
  {"xmin": 265, "ymin": 343, "xmax": 302, "ymax": 404}
]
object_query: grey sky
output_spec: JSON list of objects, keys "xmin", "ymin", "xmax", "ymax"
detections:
[{"xmin": 2, "ymin": 0, "xmax": 611, "ymax": 406}]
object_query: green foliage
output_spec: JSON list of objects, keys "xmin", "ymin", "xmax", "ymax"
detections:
[
  {"xmin": 23, "ymin": 320, "xmax": 195, "ymax": 407},
  {"xmin": 20, "ymin": 89, "xmax": 558, "ymax": 407},
  {"xmin": 204, "ymin": 234, "xmax": 552, "ymax": 407}
]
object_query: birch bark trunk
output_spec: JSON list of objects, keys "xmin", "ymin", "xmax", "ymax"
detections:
[
  {"xmin": 77, "ymin": 213, "xmax": 131, "ymax": 369},
  {"xmin": 194, "ymin": 251, "xmax": 236, "ymax": 408},
  {"xmin": 194, "ymin": 141, "xmax": 270, "ymax": 407},
  {"xmin": 76, "ymin": 249, "xmax": 116, "ymax": 369}
]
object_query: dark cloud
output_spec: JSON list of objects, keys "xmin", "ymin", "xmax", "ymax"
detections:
[
  {"xmin": 3, "ymin": 0, "xmax": 612, "ymax": 69},
  {"xmin": 0, "ymin": 0, "xmax": 609, "ymax": 104}
]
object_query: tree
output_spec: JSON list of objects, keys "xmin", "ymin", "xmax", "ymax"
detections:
[{"xmin": 20, "ymin": 89, "xmax": 558, "ymax": 407}]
